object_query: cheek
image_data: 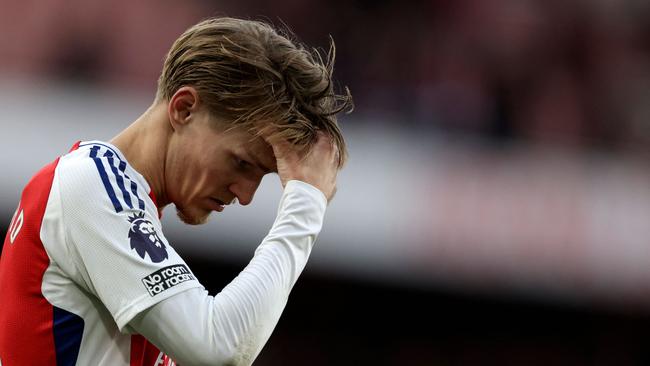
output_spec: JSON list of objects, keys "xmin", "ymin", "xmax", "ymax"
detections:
[
  {"xmin": 204, "ymin": 166, "xmax": 230, "ymax": 191},
  {"xmin": 203, "ymin": 154, "xmax": 234, "ymax": 184},
  {"xmin": 172, "ymin": 146, "xmax": 234, "ymax": 202},
  {"xmin": 172, "ymin": 151, "xmax": 213, "ymax": 195},
  {"xmin": 190, "ymin": 163, "xmax": 230, "ymax": 201}
]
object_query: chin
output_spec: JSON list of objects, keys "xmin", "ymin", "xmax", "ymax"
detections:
[{"xmin": 176, "ymin": 206, "xmax": 211, "ymax": 226}]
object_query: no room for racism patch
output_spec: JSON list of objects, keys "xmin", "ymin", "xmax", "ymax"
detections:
[{"xmin": 142, "ymin": 264, "xmax": 195, "ymax": 296}]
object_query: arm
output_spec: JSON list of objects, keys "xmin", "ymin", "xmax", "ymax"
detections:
[
  {"xmin": 128, "ymin": 180, "xmax": 327, "ymax": 366},
  {"xmin": 130, "ymin": 133, "xmax": 338, "ymax": 365}
]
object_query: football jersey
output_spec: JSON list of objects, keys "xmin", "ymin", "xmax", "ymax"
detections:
[{"xmin": 0, "ymin": 141, "xmax": 204, "ymax": 365}]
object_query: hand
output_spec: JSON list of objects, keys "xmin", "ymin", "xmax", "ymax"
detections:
[{"xmin": 266, "ymin": 132, "xmax": 339, "ymax": 202}]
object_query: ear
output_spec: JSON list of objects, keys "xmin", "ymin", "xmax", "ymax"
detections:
[{"xmin": 168, "ymin": 86, "xmax": 200, "ymax": 131}]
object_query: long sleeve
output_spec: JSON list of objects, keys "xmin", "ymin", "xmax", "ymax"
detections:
[{"xmin": 127, "ymin": 180, "xmax": 328, "ymax": 365}]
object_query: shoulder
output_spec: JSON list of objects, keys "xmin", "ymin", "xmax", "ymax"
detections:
[{"xmin": 55, "ymin": 141, "xmax": 156, "ymax": 219}]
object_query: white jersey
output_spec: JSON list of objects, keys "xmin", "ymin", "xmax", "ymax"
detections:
[{"xmin": 1, "ymin": 141, "xmax": 203, "ymax": 365}]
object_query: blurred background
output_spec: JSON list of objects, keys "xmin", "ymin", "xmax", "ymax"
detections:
[{"xmin": 2, "ymin": 0, "xmax": 650, "ymax": 364}]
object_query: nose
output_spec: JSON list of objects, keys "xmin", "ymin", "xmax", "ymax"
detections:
[{"xmin": 229, "ymin": 178, "xmax": 261, "ymax": 206}]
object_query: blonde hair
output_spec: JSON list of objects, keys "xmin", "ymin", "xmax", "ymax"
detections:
[{"xmin": 156, "ymin": 17, "xmax": 352, "ymax": 166}]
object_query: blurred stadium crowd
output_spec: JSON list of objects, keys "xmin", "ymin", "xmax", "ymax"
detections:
[
  {"xmin": 2, "ymin": 0, "xmax": 650, "ymax": 365},
  {"xmin": 2, "ymin": 0, "xmax": 650, "ymax": 152}
]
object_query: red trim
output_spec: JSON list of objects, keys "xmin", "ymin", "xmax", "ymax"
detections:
[
  {"xmin": 129, "ymin": 335, "xmax": 145, "ymax": 366},
  {"xmin": 131, "ymin": 334, "xmax": 177, "ymax": 366},
  {"xmin": 69, "ymin": 141, "xmax": 82, "ymax": 153},
  {"xmin": 148, "ymin": 189, "xmax": 163, "ymax": 220}
]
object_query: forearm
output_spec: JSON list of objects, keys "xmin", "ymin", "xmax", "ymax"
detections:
[{"xmin": 129, "ymin": 180, "xmax": 327, "ymax": 365}]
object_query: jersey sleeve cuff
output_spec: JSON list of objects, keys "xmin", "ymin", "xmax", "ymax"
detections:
[{"xmin": 284, "ymin": 180, "xmax": 328, "ymax": 208}]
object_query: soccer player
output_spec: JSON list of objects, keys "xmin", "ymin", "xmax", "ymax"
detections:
[{"xmin": 0, "ymin": 17, "xmax": 351, "ymax": 365}]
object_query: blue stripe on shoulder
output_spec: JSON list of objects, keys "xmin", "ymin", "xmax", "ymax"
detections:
[
  {"xmin": 89, "ymin": 146, "xmax": 123, "ymax": 212},
  {"xmin": 79, "ymin": 142, "xmax": 123, "ymax": 161},
  {"xmin": 53, "ymin": 306, "xmax": 84, "ymax": 366},
  {"xmin": 129, "ymin": 177, "xmax": 145, "ymax": 210},
  {"xmin": 119, "ymin": 160, "xmax": 145, "ymax": 210},
  {"xmin": 103, "ymin": 150, "xmax": 133, "ymax": 209}
]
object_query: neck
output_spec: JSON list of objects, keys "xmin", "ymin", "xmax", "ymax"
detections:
[{"xmin": 110, "ymin": 102, "xmax": 171, "ymax": 210}]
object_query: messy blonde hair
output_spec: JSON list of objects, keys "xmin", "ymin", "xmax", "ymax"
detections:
[{"xmin": 156, "ymin": 17, "xmax": 352, "ymax": 166}]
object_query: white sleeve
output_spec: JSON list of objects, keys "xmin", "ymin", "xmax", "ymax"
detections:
[
  {"xmin": 47, "ymin": 150, "xmax": 203, "ymax": 330},
  {"xmin": 127, "ymin": 180, "xmax": 327, "ymax": 366}
]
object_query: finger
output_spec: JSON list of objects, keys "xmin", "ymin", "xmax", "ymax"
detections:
[{"xmin": 332, "ymin": 143, "xmax": 340, "ymax": 164}]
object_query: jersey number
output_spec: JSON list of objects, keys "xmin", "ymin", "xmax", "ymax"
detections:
[{"xmin": 8, "ymin": 203, "xmax": 24, "ymax": 244}]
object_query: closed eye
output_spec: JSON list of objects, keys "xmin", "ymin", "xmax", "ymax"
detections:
[
  {"xmin": 236, "ymin": 157, "xmax": 252, "ymax": 170},
  {"xmin": 232, "ymin": 152, "xmax": 266, "ymax": 177},
  {"xmin": 233, "ymin": 155, "xmax": 253, "ymax": 172}
]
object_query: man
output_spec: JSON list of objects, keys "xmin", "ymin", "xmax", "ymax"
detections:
[{"xmin": 0, "ymin": 17, "xmax": 351, "ymax": 365}]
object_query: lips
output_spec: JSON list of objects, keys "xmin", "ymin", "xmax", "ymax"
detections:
[{"xmin": 209, "ymin": 198, "xmax": 226, "ymax": 212}]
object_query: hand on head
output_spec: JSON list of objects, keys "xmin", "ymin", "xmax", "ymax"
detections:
[{"xmin": 265, "ymin": 132, "xmax": 339, "ymax": 202}]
